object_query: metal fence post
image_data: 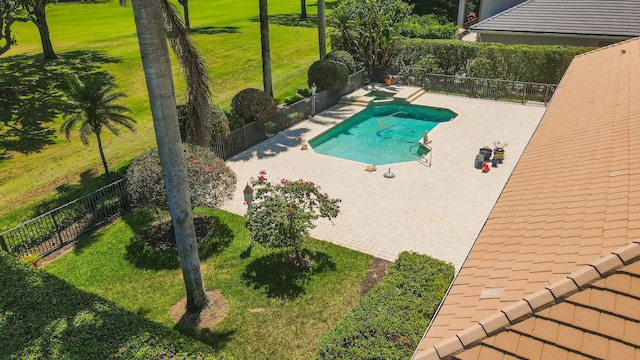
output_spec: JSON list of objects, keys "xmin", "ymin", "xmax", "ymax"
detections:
[
  {"xmin": 51, "ymin": 212, "xmax": 64, "ymax": 246},
  {"xmin": 0, "ymin": 234, "xmax": 8, "ymax": 253}
]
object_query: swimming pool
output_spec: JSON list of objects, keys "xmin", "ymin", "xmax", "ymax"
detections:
[{"xmin": 310, "ymin": 103, "xmax": 456, "ymax": 165}]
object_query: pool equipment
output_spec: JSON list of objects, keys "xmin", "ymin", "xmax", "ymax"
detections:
[{"xmin": 384, "ymin": 168, "xmax": 396, "ymax": 178}]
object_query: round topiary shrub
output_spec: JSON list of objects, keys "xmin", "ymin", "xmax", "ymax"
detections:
[
  {"xmin": 126, "ymin": 144, "xmax": 237, "ymax": 212},
  {"xmin": 230, "ymin": 88, "xmax": 277, "ymax": 124},
  {"xmin": 307, "ymin": 59, "xmax": 349, "ymax": 92},
  {"xmin": 323, "ymin": 50, "xmax": 357, "ymax": 74},
  {"xmin": 177, "ymin": 103, "xmax": 231, "ymax": 143}
]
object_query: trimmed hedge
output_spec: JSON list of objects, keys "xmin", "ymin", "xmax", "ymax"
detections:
[
  {"xmin": 230, "ymin": 88, "xmax": 277, "ymax": 124},
  {"xmin": 317, "ymin": 252, "xmax": 454, "ymax": 360},
  {"xmin": 0, "ymin": 251, "xmax": 216, "ymax": 359},
  {"xmin": 323, "ymin": 50, "xmax": 358, "ymax": 74},
  {"xmin": 307, "ymin": 59, "xmax": 349, "ymax": 92},
  {"xmin": 390, "ymin": 39, "xmax": 594, "ymax": 84}
]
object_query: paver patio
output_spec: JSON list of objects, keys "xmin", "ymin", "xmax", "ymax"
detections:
[{"xmin": 220, "ymin": 87, "xmax": 546, "ymax": 270}]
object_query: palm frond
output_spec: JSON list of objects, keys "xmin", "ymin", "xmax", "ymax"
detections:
[{"xmin": 159, "ymin": 0, "xmax": 212, "ymax": 146}]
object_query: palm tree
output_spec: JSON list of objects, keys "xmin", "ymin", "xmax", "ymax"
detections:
[
  {"xmin": 128, "ymin": 0, "xmax": 210, "ymax": 313},
  {"xmin": 259, "ymin": 0, "xmax": 273, "ymax": 97},
  {"xmin": 60, "ymin": 74, "xmax": 135, "ymax": 176},
  {"xmin": 300, "ymin": 0, "xmax": 307, "ymax": 19},
  {"xmin": 317, "ymin": 0, "xmax": 326, "ymax": 58},
  {"xmin": 177, "ymin": 0, "xmax": 190, "ymax": 29}
]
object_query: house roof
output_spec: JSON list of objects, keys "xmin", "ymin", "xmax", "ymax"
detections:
[
  {"xmin": 413, "ymin": 36, "xmax": 640, "ymax": 359},
  {"xmin": 471, "ymin": 0, "xmax": 640, "ymax": 38}
]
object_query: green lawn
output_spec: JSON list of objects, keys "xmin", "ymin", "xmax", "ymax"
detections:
[
  {"xmin": 45, "ymin": 208, "xmax": 373, "ymax": 359},
  {"xmin": 0, "ymin": 0, "xmax": 329, "ymax": 230}
]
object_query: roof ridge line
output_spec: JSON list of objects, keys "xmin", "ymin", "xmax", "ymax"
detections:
[{"xmin": 413, "ymin": 240, "xmax": 640, "ymax": 360}]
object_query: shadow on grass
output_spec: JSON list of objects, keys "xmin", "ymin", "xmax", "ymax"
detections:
[
  {"xmin": 249, "ymin": 13, "xmax": 318, "ymax": 28},
  {"xmin": 242, "ymin": 249, "xmax": 336, "ymax": 300},
  {"xmin": 0, "ymin": 252, "xmax": 215, "ymax": 359},
  {"xmin": 0, "ymin": 50, "xmax": 121, "ymax": 161},
  {"xmin": 124, "ymin": 212, "xmax": 234, "ymax": 270},
  {"xmin": 189, "ymin": 25, "xmax": 241, "ymax": 35},
  {"xmin": 176, "ymin": 327, "xmax": 236, "ymax": 353}
]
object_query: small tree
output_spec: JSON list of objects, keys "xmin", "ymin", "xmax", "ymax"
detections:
[
  {"xmin": 127, "ymin": 144, "xmax": 237, "ymax": 213},
  {"xmin": 61, "ymin": 73, "xmax": 135, "ymax": 176},
  {"xmin": 246, "ymin": 171, "xmax": 341, "ymax": 267}
]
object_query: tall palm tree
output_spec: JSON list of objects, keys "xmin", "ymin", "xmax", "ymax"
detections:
[
  {"xmin": 300, "ymin": 0, "xmax": 307, "ymax": 19},
  {"xmin": 60, "ymin": 74, "xmax": 135, "ymax": 176},
  {"xmin": 177, "ymin": 0, "xmax": 190, "ymax": 29},
  {"xmin": 259, "ymin": 0, "xmax": 273, "ymax": 97},
  {"xmin": 317, "ymin": 0, "xmax": 326, "ymax": 59},
  {"xmin": 129, "ymin": 0, "xmax": 210, "ymax": 313}
]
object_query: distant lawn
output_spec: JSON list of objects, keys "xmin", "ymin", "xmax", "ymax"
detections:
[
  {"xmin": 44, "ymin": 208, "xmax": 373, "ymax": 359},
  {"xmin": 0, "ymin": 0, "xmax": 330, "ymax": 230}
]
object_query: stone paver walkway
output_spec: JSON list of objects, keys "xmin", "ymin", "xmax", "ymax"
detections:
[{"xmin": 221, "ymin": 88, "xmax": 546, "ymax": 270}]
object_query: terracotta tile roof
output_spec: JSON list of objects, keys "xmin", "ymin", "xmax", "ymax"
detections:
[
  {"xmin": 415, "ymin": 242, "xmax": 640, "ymax": 359},
  {"xmin": 414, "ymin": 37, "xmax": 640, "ymax": 359}
]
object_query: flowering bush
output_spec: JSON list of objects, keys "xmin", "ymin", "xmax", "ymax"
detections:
[
  {"xmin": 245, "ymin": 171, "xmax": 341, "ymax": 267},
  {"xmin": 126, "ymin": 144, "xmax": 237, "ymax": 212}
]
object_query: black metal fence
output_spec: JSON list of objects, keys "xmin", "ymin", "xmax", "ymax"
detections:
[
  {"xmin": 212, "ymin": 70, "xmax": 369, "ymax": 160},
  {"xmin": 0, "ymin": 178, "xmax": 130, "ymax": 258},
  {"xmin": 393, "ymin": 70, "xmax": 557, "ymax": 106}
]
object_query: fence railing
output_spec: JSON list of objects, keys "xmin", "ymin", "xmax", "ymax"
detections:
[
  {"xmin": 0, "ymin": 178, "xmax": 130, "ymax": 258},
  {"xmin": 212, "ymin": 69, "xmax": 369, "ymax": 160},
  {"xmin": 393, "ymin": 70, "xmax": 557, "ymax": 106}
]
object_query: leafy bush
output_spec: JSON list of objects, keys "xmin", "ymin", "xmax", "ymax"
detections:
[
  {"xmin": 307, "ymin": 59, "xmax": 349, "ymax": 92},
  {"xmin": 390, "ymin": 39, "xmax": 593, "ymax": 84},
  {"xmin": 297, "ymin": 87, "xmax": 312, "ymax": 97},
  {"xmin": 0, "ymin": 251, "xmax": 217, "ymax": 359},
  {"xmin": 317, "ymin": 252, "xmax": 454, "ymax": 360},
  {"xmin": 323, "ymin": 50, "xmax": 358, "ymax": 74},
  {"xmin": 399, "ymin": 14, "xmax": 458, "ymax": 40},
  {"xmin": 177, "ymin": 103, "xmax": 230, "ymax": 142},
  {"xmin": 230, "ymin": 88, "xmax": 278, "ymax": 124},
  {"xmin": 283, "ymin": 93, "xmax": 304, "ymax": 105},
  {"xmin": 126, "ymin": 144, "xmax": 237, "ymax": 212},
  {"xmin": 226, "ymin": 110, "xmax": 245, "ymax": 131}
]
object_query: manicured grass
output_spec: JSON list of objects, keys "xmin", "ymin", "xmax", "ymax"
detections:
[
  {"xmin": 45, "ymin": 208, "xmax": 373, "ymax": 359},
  {"xmin": 0, "ymin": 251, "xmax": 217, "ymax": 359},
  {"xmin": 0, "ymin": 0, "xmax": 331, "ymax": 230}
]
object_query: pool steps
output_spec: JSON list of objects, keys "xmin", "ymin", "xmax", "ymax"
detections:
[{"xmin": 339, "ymin": 85, "xmax": 427, "ymax": 107}]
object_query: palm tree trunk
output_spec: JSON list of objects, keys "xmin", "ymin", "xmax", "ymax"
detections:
[
  {"xmin": 94, "ymin": 132, "xmax": 110, "ymax": 176},
  {"xmin": 300, "ymin": 0, "xmax": 307, "ymax": 19},
  {"xmin": 131, "ymin": 0, "xmax": 209, "ymax": 313},
  {"xmin": 317, "ymin": 0, "xmax": 326, "ymax": 59},
  {"xmin": 258, "ymin": 0, "xmax": 273, "ymax": 97},
  {"xmin": 33, "ymin": 1, "xmax": 56, "ymax": 60}
]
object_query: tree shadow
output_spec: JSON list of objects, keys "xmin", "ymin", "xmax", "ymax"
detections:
[
  {"xmin": 189, "ymin": 25, "xmax": 241, "ymax": 35},
  {"xmin": 242, "ymin": 249, "xmax": 336, "ymax": 300},
  {"xmin": 308, "ymin": 0, "xmax": 340, "ymax": 10},
  {"xmin": 179, "ymin": 328, "xmax": 236, "ymax": 352},
  {"xmin": 0, "ymin": 253, "xmax": 216, "ymax": 359},
  {"xmin": 249, "ymin": 14, "xmax": 318, "ymax": 28},
  {"xmin": 124, "ymin": 211, "xmax": 234, "ymax": 270},
  {"xmin": 0, "ymin": 50, "xmax": 121, "ymax": 161},
  {"xmin": 227, "ymin": 127, "xmax": 311, "ymax": 162}
]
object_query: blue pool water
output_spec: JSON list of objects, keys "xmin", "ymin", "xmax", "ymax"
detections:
[{"xmin": 310, "ymin": 104, "xmax": 456, "ymax": 165}]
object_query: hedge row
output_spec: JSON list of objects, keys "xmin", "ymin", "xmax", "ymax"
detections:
[
  {"xmin": 0, "ymin": 252, "xmax": 216, "ymax": 359},
  {"xmin": 390, "ymin": 39, "xmax": 594, "ymax": 84},
  {"xmin": 317, "ymin": 252, "xmax": 454, "ymax": 360}
]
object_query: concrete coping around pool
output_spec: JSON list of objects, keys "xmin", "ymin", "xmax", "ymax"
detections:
[{"xmin": 339, "ymin": 83, "xmax": 427, "ymax": 107}]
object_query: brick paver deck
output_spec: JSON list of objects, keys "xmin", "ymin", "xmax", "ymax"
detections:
[{"xmin": 220, "ymin": 88, "xmax": 546, "ymax": 270}]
